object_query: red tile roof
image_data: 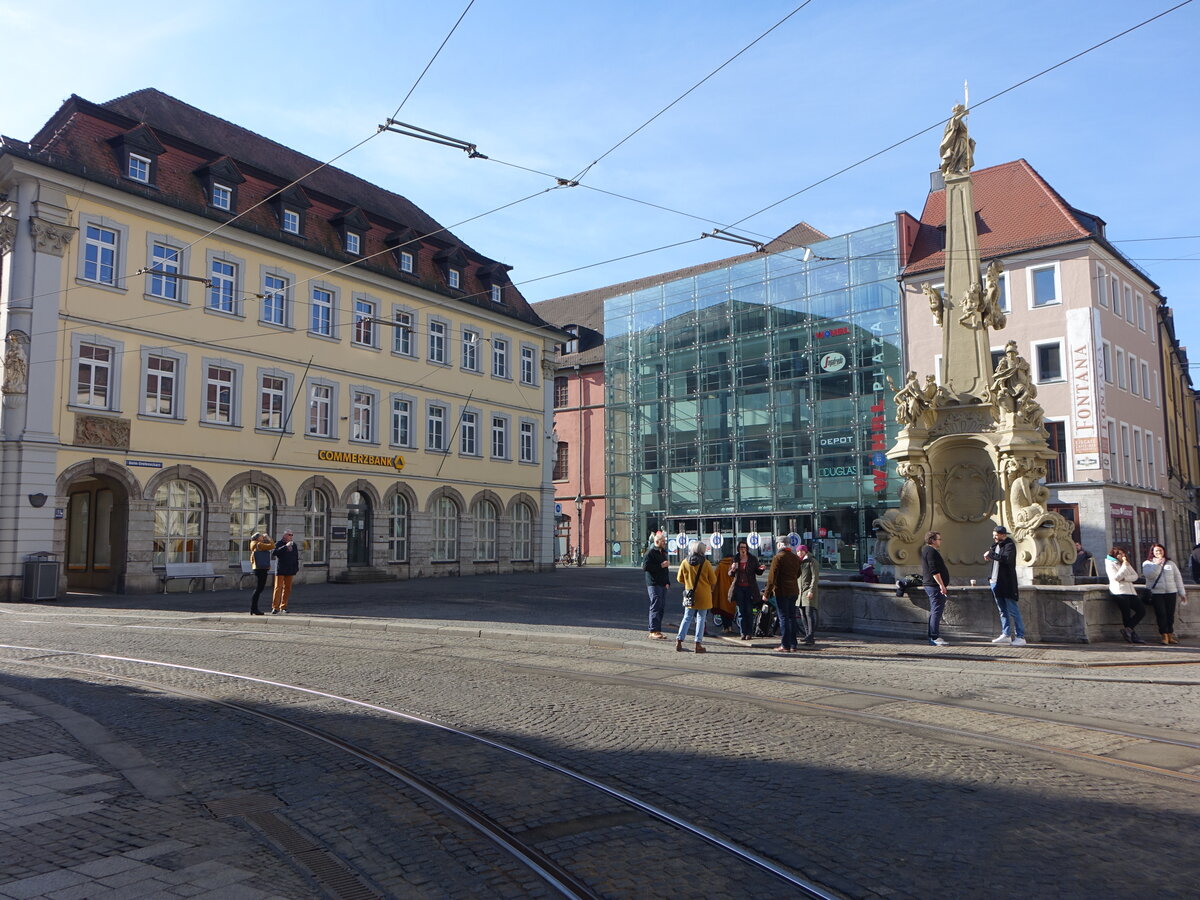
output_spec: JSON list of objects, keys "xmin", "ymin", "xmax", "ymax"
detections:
[{"xmin": 904, "ymin": 159, "xmax": 1103, "ymax": 276}]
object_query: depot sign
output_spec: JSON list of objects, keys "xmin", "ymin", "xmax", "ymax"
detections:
[{"xmin": 317, "ymin": 450, "xmax": 406, "ymax": 471}]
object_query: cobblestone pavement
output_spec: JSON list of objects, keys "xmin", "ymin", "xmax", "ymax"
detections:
[{"xmin": 0, "ymin": 568, "xmax": 1198, "ymax": 898}]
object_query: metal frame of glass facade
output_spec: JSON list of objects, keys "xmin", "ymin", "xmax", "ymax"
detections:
[{"xmin": 604, "ymin": 222, "xmax": 903, "ymax": 570}]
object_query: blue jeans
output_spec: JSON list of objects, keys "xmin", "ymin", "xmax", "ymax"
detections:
[
  {"xmin": 992, "ymin": 590, "xmax": 1024, "ymax": 638},
  {"xmin": 646, "ymin": 583, "xmax": 667, "ymax": 633},
  {"xmin": 924, "ymin": 585, "xmax": 946, "ymax": 640},
  {"xmin": 733, "ymin": 584, "xmax": 758, "ymax": 637},
  {"xmin": 775, "ymin": 594, "xmax": 799, "ymax": 649},
  {"xmin": 676, "ymin": 606, "xmax": 707, "ymax": 643}
]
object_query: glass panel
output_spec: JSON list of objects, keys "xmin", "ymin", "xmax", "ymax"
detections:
[
  {"xmin": 67, "ymin": 494, "xmax": 90, "ymax": 569},
  {"xmin": 94, "ymin": 490, "xmax": 113, "ymax": 569}
]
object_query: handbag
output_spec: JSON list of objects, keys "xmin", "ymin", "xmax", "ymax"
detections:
[{"xmin": 682, "ymin": 588, "xmax": 695, "ymax": 608}]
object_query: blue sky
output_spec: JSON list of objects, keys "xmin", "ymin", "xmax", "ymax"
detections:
[{"xmin": 3, "ymin": 0, "xmax": 1197, "ymax": 355}]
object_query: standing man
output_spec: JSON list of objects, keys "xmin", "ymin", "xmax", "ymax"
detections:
[
  {"xmin": 271, "ymin": 529, "xmax": 300, "ymax": 614},
  {"xmin": 796, "ymin": 545, "xmax": 820, "ymax": 647},
  {"xmin": 642, "ymin": 531, "xmax": 671, "ymax": 639},
  {"xmin": 247, "ymin": 531, "xmax": 274, "ymax": 616},
  {"xmin": 983, "ymin": 525, "xmax": 1026, "ymax": 645},
  {"xmin": 921, "ymin": 531, "xmax": 950, "ymax": 646},
  {"xmin": 1190, "ymin": 542, "xmax": 1200, "ymax": 584},
  {"xmin": 1072, "ymin": 541, "xmax": 1094, "ymax": 577},
  {"xmin": 763, "ymin": 540, "xmax": 802, "ymax": 652}
]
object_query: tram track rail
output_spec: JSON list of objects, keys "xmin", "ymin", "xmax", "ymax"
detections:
[{"xmin": 0, "ymin": 644, "xmax": 840, "ymax": 900}]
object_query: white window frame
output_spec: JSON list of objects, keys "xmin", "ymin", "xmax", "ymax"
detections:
[
  {"xmin": 71, "ymin": 334, "xmax": 124, "ymax": 412},
  {"xmin": 281, "ymin": 209, "xmax": 301, "ymax": 234},
  {"xmin": 345, "ymin": 231, "xmax": 361, "ymax": 255},
  {"xmin": 519, "ymin": 419, "xmax": 536, "ymax": 463},
  {"xmin": 1135, "ymin": 292, "xmax": 1146, "ymax": 331},
  {"xmin": 147, "ymin": 240, "xmax": 184, "ymax": 303},
  {"xmin": 260, "ymin": 269, "xmax": 290, "ymax": 327},
  {"xmin": 491, "ymin": 284, "xmax": 503, "ymax": 303},
  {"xmin": 1145, "ymin": 431, "xmax": 1156, "ymax": 487},
  {"xmin": 128, "ymin": 153, "xmax": 151, "ymax": 183},
  {"xmin": 212, "ymin": 183, "xmax": 232, "ymax": 211},
  {"xmin": 310, "ymin": 283, "xmax": 336, "ymax": 338},
  {"xmin": 1133, "ymin": 426, "xmax": 1144, "ymax": 487},
  {"xmin": 202, "ymin": 361, "xmax": 241, "ymax": 427},
  {"xmin": 520, "ymin": 344, "xmax": 537, "ymax": 386},
  {"xmin": 490, "ymin": 414, "xmax": 510, "ymax": 460},
  {"xmin": 208, "ymin": 257, "xmax": 238, "ymax": 314},
  {"xmin": 1106, "ymin": 418, "xmax": 1118, "ymax": 478},
  {"xmin": 1120, "ymin": 423, "xmax": 1132, "ymax": 484},
  {"xmin": 512, "ymin": 502, "xmax": 533, "ymax": 561},
  {"xmin": 1028, "ymin": 263, "xmax": 1059, "ymax": 309},
  {"xmin": 141, "ymin": 348, "xmax": 185, "ymax": 419},
  {"xmin": 353, "ymin": 296, "xmax": 377, "ymax": 348},
  {"xmin": 1140, "ymin": 361, "xmax": 1151, "ymax": 400},
  {"xmin": 78, "ymin": 216, "xmax": 128, "ymax": 291},
  {"xmin": 303, "ymin": 488, "xmax": 329, "ymax": 565},
  {"xmin": 1124, "ymin": 285, "xmax": 1134, "ymax": 324},
  {"xmin": 1101, "ymin": 341, "xmax": 1113, "ymax": 383},
  {"xmin": 474, "ymin": 499, "xmax": 497, "ymax": 562},
  {"xmin": 461, "ymin": 329, "xmax": 481, "ymax": 372},
  {"xmin": 388, "ymin": 494, "xmax": 409, "ymax": 563},
  {"xmin": 392, "ymin": 308, "xmax": 415, "ymax": 357},
  {"xmin": 257, "ymin": 369, "xmax": 291, "ymax": 432},
  {"xmin": 1096, "ymin": 264, "xmax": 1108, "ymax": 307},
  {"xmin": 390, "ymin": 395, "xmax": 414, "ymax": 448},
  {"xmin": 447, "ymin": 268, "xmax": 461, "ymax": 289},
  {"xmin": 350, "ymin": 388, "xmax": 377, "ymax": 444},
  {"xmin": 427, "ymin": 403, "xmax": 448, "ymax": 452},
  {"xmin": 399, "ymin": 250, "xmax": 414, "ymax": 273},
  {"xmin": 1032, "ymin": 340, "xmax": 1064, "ymax": 384},
  {"xmin": 492, "ymin": 337, "xmax": 509, "ymax": 379},
  {"xmin": 306, "ymin": 379, "xmax": 337, "ymax": 438},
  {"xmin": 460, "ymin": 410, "xmax": 479, "ymax": 456},
  {"xmin": 1128, "ymin": 354, "xmax": 1139, "ymax": 396},
  {"xmin": 1110, "ymin": 275, "xmax": 1121, "ymax": 317},
  {"xmin": 1116, "ymin": 348, "xmax": 1127, "ymax": 390},
  {"xmin": 428, "ymin": 318, "xmax": 448, "ymax": 365},
  {"xmin": 431, "ymin": 496, "xmax": 458, "ymax": 562}
]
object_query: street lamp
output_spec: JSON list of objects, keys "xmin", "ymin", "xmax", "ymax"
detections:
[{"xmin": 574, "ymin": 494, "xmax": 583, "ymax": 566}]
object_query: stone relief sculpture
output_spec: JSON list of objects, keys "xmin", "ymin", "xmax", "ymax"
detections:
[
  {"xmin": 957, "ymin": 283, "xmax": 985, "ymax": 329},
  {"xmin": 874, "ymin": 460, "xmax": 927, "ymax": 552},
  {"xmin": 2, "ymin": 331, "xmax": 29, "ymax": 394},
  {"xmin": 74, "ymin": 415, "xmax": 131, "ymax": 450},
  {"xmin": 938, "ymin": 104, "xmax": 975, "ymax": 177},
  {"xmin": 922, "ymin": 282, "xmax": 944, "ymax": 326},
  {"xmin": 982, "ymin": 260, "xmax": 1007, "ymax": 329},
  {"xmin": 988, "ymin": 341, "xmax": 1036, "ymax": 412}
]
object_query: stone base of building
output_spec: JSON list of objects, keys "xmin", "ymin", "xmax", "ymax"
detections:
[{"xmin": 820, "ymin": 581, "xmax": 1195, "ymax": 643}]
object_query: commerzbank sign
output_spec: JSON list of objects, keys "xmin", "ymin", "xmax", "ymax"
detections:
[{"xmin": 317, "ymin": 450, "xmax": 406, "ymax": 471}]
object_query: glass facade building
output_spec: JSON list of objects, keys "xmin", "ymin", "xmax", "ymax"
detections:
[{"xmin": 603, "ymin": 221, "xmax": 903, "ymax": 569}]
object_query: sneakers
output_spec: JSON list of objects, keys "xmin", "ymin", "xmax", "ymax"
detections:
[
  {"xmin": 1011, "ymin": 637, "xmax": 1027, "ymax": 646},
  {"xmin": 991, "ymin": 634, "xmax": 1012, "ymax": 643},
  {"xmin": 271, "ymin": 609, "xmax": 279, "ymax": 615},
  {"xmin": 931, "ymin": 637, "xmax": 948, "ymax": 646}
]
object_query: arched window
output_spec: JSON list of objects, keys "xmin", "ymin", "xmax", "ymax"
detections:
[
  {"xmin": 512, "ymin": 502, "xmax": 533, "ymax": 561},
  {"xmin": 432, "ymin": 496, "xmax": 458, "ymax": 562},
  {"xmin": 389, "ymin": 494, "xmax": 408, "ymax": 562},
  {"xmin": 153, "ymin": 479, "xmax": 204, "ymax": 566},
  {"xmin": 229, "ymin": 484, "xmax": 272, "ymax": 564},
  {"xmin": 303, "ymin": 489, "xmax": 328, "ymax": 564},
  {"xmin": 474, "ymin": 499, "xmax": 497, "ymax": 561}
]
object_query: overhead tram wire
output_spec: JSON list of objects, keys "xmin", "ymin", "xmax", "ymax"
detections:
[
  {"xmin": 390, "ymin": 0, "xmax": 478, "ymax": 120},
  {"xmin": 568, "ymin": 1, "xmax": 816, "ymax": 185},
  {"xmin": 726, "ymin": 0, "xmax": 1197, "ymax": 232}
]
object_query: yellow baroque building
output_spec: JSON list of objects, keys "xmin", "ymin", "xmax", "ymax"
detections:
[{"xmin": 0, "ymin": 90, "xmax": 562, "ymax": 596}]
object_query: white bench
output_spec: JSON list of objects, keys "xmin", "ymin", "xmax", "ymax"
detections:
[
  {"xmin": 161, "ymin": 562, "xmax": 226, "ymax": 594},
  {"xmin": 238, "ymin": 559, "xmax": 277, "ymax": 589}
]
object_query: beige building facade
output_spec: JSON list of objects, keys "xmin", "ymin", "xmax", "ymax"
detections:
[{"xmin": 0, "ymin": 90, "xmax": 560, "ymax": 598}]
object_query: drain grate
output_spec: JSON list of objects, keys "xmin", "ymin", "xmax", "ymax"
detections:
[{"xmin": 295, "ymin": 848, "xmax": 383, "ymax": 900}]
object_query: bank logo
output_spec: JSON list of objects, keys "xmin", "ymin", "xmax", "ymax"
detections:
[{"xmin": 819, "ymin": 351, "xmax": 847, "ymax": 372}]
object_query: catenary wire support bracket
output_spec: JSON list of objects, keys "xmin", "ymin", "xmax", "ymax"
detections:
[
  {"xmin": 134, "ymin": 267, "xmax": 212, "ymax": 288},
  {"xmin": 702, "ymin": 229, "xmax": 766, "ymax": 252},
  {"xmin": 379, "ymin": 119, "xmax": 487, "ymax": 158}
]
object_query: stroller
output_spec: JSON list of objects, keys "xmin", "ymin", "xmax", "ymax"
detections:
[{"xmin": 753, "ymin": 600, "xmax": 779, "ymax": 637}]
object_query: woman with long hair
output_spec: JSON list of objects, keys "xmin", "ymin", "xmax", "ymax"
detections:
[
  {"xmin": 727, "ymin": 539, "xmax": 764, "ymax": 641},
  {"xmin": 1104, "ymin": 546, "xmax": 1144, "ymax": 643},
  {"xmin": 1142, "ymin": 543, "xmax": 1188, "ymax": 645}
]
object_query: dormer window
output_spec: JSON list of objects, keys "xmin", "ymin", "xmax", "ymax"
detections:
[
  {"xmin": 490, "ymin": 284, "xmax": 503, "ymax": 303},
  {"xmin": 331, "ymin": 207, "xmax": 369, "ymax": 259},
  {"xmin": 399, "ymin": 250, "xmax": 414, "ymax": 273},
  {"xmin": 448, "ymin": 268, "xmax": 461, "ymax": 289},
  {"xmin": 269, "ymin": 185, "xmax": 310, "ymax": 237},
  {"xmin": 282, "ymin": 209, "xmax": 300, "ymax": 234},
  {"xmin": 212, "ymin": 183, "xmax": 232, "ymax": 211},
  {"xmin": 128, "ymin": 154, "xmax": 151, "ymax": 184},
  {"xmin": 345, "ymin": 231, "xmax": 361, "ymax": 255}
]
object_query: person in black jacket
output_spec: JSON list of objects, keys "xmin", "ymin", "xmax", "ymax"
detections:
[
  {"xmin": 920, "ymin": 531, "xmax": 950, "ymax": 646},
  {"xmin": 642, "ymin": 531, "xmax": 671, "ymax": 639},
  {"xmin": 983, "ymin": 525, "xmax": 1026, "ymax": 645},
  {"xmin": 1190, "ymin": 543, "xmax": 1200, "ymax": 584},
  {"xmin": 270, "ymin": 529, "xmax": 300, "ymax": 614}
]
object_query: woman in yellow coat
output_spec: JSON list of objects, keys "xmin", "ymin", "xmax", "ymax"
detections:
[{"xmin": 676, "ymin": 540, "xmax": 717, "ymax": 653}]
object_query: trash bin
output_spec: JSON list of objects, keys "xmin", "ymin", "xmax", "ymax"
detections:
[{"xmin": 22, "ymin": 552, "xmax": 60, "ymax": 601}]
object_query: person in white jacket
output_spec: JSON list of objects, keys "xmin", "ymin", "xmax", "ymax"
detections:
[
  {"xmin": 1142, "ymin": 543, "xmax": 1188, "ymax": 645},
  {"xmin": 1104, "ymin": 546, "xmax": 1145, "ymax": 643}
]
